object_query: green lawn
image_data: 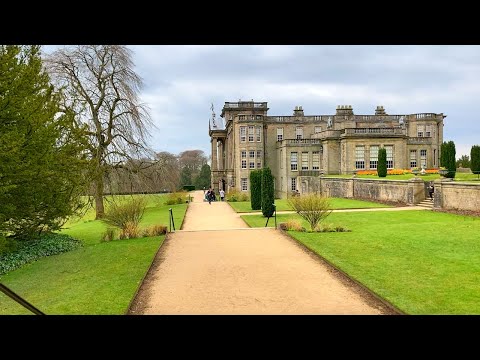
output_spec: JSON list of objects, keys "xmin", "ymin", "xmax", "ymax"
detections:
[
  {"xmin": 324, "ymin": 173, "xmax": 480, "ymax": 182},
  {"xmin": 241, "ymin": 210, "xmax": 480, "ymax": 314},
  {"xmin": 0, "ymin": 194, "xmax": 188, "ymax": 315},
  {"xmin": 228, "ymin": 197, "xmax": 391, "ymax": 213}
]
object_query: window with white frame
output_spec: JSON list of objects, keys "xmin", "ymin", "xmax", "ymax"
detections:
[
  {"xmin": 291, "ymin": 177, "xmax": 297, "ymax": 191},
  {"xmin": 241, "ymin": 178, "xmax": 247, "ymax": 191},
  {"xmin": 417, "ymin": 125, "xmax": 424, "ymax": 137},
  {"xmin": 249, "ymin": 161, "xmax": 255, "ymax": 169},
  {"xmin": 257, "ymin": 150, "xmax": 262, "ymax": 158},
  {"xmin": 257, "ymin": 150, "xmax": 262, "ymax": 169},
  {"xmin": 240, "ymin": 126, "xmax": 246, "ymax": 142},
  {"xmin": 241, "ymin": 150, "xmax": 246, "ymax": 159},
  {"xmin": 410, "ymin": 150, "xmax": 417, "ymax": 168},
  {"xmin": 256, "ymin": 126, "xmax": 261, "ymax": 142},
  {"xmin": 425, "ymin": 125, "xmax": 432, "ymax": 137},
  {"xmin": 248, "ymin": 126, "xmax": 254, "ymax": 142},
  {"xmin": 295, "ymin": 127, "xmax": 303, "ymax": 140},
  {"xmin": 420, "ymin": 149, "xmax": 427, "ymax": 168},
  {"xmin": 277, "ymin": 128, "xmax": 283, "ymax": 141},
  {"xmin": 312, "ymin": 151, "xmax": 320, "ymax": 170},
  {"xmin": 314, "ymin": 126, "xmax": 321, "ymax": 134},
  {"xmin": 385, "ymin": 145, "xmax": 394, "ymax": 169},
  {"xmin": 302, "ymin": 152, "xmax": 309, "ymax": 170},
  {"xmin": 369, "ymin": 145, "xmax": 379, "ymax": 169},
  {"xmin": 355, "ymin": 146, "xmax": 365, "ymax": 169},
  {"xmin": 249, "ymin": 150, "xmax": 255, "ymax": 158},
  {"xmin": 290, "ymin": 152, "xmax": 298, "ymax": 171},
  {"xmin": 241, "ymin": 160, "xmax": 247, "ymax": 169}
]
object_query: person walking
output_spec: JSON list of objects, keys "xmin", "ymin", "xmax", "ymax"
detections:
[
  {"xmin": 428, "ymin": 182, "xmax": 434, "ymax": 201},
  {"xmin": 219, "ymin": 189, "xmax": 225, "ymax": 201},
  {"xmin": 207, "ymin": 188, "xmax": 213, "ymax": 205}
]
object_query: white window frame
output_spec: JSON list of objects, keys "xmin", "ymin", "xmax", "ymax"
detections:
[
  {"xmin": 249, "ymin": 150, "xmax": 255, "ymax": 158},
  {"xmin": 248, "ymin": 126, "xmax": 254, "ymax": 142},
  {"xmin": 385, "ymin": 145, "xmax": 394, "ymax": 169},
  {"xmin": 241, "ymin": 178, "xmax": 248, "ymax": 191},
  {"xmin": 369, "ymin": 145, "xmax": 379, "ymax": 169},
  {"xmin": 240, "ymin": 126, "xmax": 246, "ymax": 142},
  {"xmin": 410, "ymin": 150, "xmax": 417, "ymax": 169},
  {"xmin": 420, "ymin": 149, "xmax": 427, "ymax": 168},
  {"xmin": 291, "ymin": 177, "xmax": 297, "ymax": 191},
  {"xmin": 256, "ymin": 126, "xmax": 261, "ymax": 142},
  {"xmin": 241, "ymin": 150, "xmax": 246, "ymax": 159},
  {"xmin": 355, "ymin": 146, "xmax": 365, "ymax": 170},
  {"xmin": 290, "ymin": 152, "xmax": 298, "ymax": 171},
  {"xmin": 241, "ymin": 160, "xmax": 247, "ymax": 169},
  {"xmin": 295, "ymin": 127, "xmax": 303, "ymax": 140},
  {"xmin": 301, "ymin": 152, "xmax": 309, "ymax": 170},
  {"xmin": 312, "ymin": 151, "xmax": 320, "ymax": 170},
  {"xmin": 249, "ymin": 161, "xmax": 255, "ymax": 169},
  {"xmin": 277, "ymin": 128, "xmax": 284, "ymax": 141},
  {"xmin": 314, "ymin": 126, "xmax": 321, "ymax": 134}
]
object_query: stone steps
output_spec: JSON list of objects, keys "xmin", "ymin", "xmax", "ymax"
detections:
[{"xmin": 417, "ymin": 199, "xmax": 434, "ymax": 209}]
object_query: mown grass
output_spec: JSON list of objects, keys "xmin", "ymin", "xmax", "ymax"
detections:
[
  {"xmin": 228, "ymin": 197, "xmax": 391, "ymax": 213},
  {"xmin": 241, "ymin": 210, "xmax": 480, "ymax": 314},
  {"xmin": 0, "ymin": 193, "xmax": 188, "ymax": 315}
]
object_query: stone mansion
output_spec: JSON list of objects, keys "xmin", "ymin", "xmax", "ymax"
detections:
[{"xmin": 209, "ymin": 100, "xmax": 445, "ymax": 199}]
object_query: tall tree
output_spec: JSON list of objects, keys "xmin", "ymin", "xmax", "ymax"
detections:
[
  {"xmin": 456, "ymin": 155, "xmax": 471, "ymax": 168},
  {"xmin": 471, "ymin": 145, "xmax": 480, "ymax": 175},
  {"xmin": 46, "ymin": 45, "xmax": 153, "ymax": 219},
  {"xmin": 250, "ymin": 169, "xmax": 262, "ymax": 210},
  {"xmin": 377, "ymin": 148, "xmax": 387, "ymax": 177},
  {"xmin": 0, "ymin": 45, "xmax": 88, "ymax": 239},
  {"xmin": 194, "ymin": 164, "xmax": 211, "ymax": 190},
  {"xmin": 441, "ymin": 141, "xmax": 456, "ymax": 178},
  {"xmin": 261, "ymin": 168, "xmax": 275, "ymax": 217},
  {"xmin": 180, "ymin": 166, "xmax": 192, "ymax": 188},
  {"xmin": 178, "ymin": 150, "xmax": 208, "ymax": 180}
]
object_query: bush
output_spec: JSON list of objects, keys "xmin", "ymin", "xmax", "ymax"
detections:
[
  {"xmin": 142, "ymin": 224, "xmax": 168, "ymax": 237},
  {"xmin": 226, "ymin": 189, "xmax": 240, "ymax": 202},
  {"xmin": 0, "ymin": 233, "xmax": 82, "ymax": 275},
  {"xmin": 239, "ymin": 193, "xmax": 249, "ymax": 201},
  {"xmin": 250, "ymin": 169, "xmax": 262, "ymax": 210},
  {"xmin": 314, "ymin": 223, "xmax": 351, "ymax": 232},
  {"xmin": 182, "ymin": 185, "xmax": 195, "ymax": 191},
  {"xmin": 377, "ymin": 148, "xmax": 387, "ymax": 177},
  {"xmin": 279, "ymin": 220, "xmax": 305, "ymax": 232},
  {"xmin": 165, "ymin": 191, "xmax": 188, "ymax": 205},
  {"xmin": 288, "ymin": 194, "xmax": 333, "ymax": 231},
  {"xmin": 101, "ymin": 228, "xmax": 117, "ymax": 242},
  {"xmin": 261, "ymin": 167, "xmax": 275, "ymax": 217},
  {"xmin": 0, "ymin": 236, "xmax": 18, "ymax": 256},
  {"xmin": 103, "ymin": 197, "xmax": 146, "ymax": 231},
  {"xmin": 119, "ymin": 221, "xmax": 140, "ymax": 240}
]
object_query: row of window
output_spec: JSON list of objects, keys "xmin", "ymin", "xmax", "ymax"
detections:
[
  {"xmin": 240, "ymin": 150, "xmax": 262, "ymax": 169},
  {"xmin": 240, "ymin": 126, "xmax": 262, "ymax": 142},
  {"xmin": 417, "ymin": 125, "xmax": 434, "ymax": 137},
  {"xmin": 289, "ymin": 151, "xmax": 321, "ymax": 171},
  {"xmin": 276, "ymin": 127, "xmax": 322, "ymax": 141},
  {"xmin": 239, "ymin": 115, "xmax": 263, "ymax": 121},
  {"xmin": 355, "ymin": 145, "xmax": 393, "ymax": 169},
  {"xmin": 410, "ymin": 149, "xmax": 430, "ymax": 168}
]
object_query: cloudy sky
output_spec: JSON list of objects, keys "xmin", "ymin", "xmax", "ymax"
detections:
[{"xmin": 44, "ymin": 45, "xmax": 480, "ymax": 158}]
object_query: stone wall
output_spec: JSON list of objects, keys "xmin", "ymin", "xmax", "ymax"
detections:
[
  {"xmin": 433, "ymin": 180, "xmax": 480, "ymax": 211},
  {"xmin": 298, "ymin": 176, "xmax": 425, "ymax": 204}
]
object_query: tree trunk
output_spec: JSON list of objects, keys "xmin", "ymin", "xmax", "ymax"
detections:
[{"xmin": 94, "ymin": 176, "xmax": 105, "ymax": 219}]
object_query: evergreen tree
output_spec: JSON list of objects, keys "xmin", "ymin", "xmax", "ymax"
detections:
[
  {"xmin": 261, "ymin": 167, "xmax": 275, "ymax": 217},
  {"xmin": 441, "ymin": 141, "xmax": 456, "ymax": 178},
  {"xmin": 250, "ymin": 169, "xmax": 262, "ymax": 210},
  {"xmin": 377, "ymin": 148, "xmax": 387, "ymax": 177},
  {"xmin": 179, "ymin": 166, "xmax": 192, "ymax": 188},
  {"xmin": 194, "ymin": 164, "xmax": 211, "ymax": 189},
  {"xmin": 0, "ymin": 45, "xmax": 88, "ymax": 239},
  {"xmin": 470, "ymin": 145, "xmax": 480, "ymax": 175}
]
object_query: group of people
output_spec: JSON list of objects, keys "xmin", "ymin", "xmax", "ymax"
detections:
[{"xmin": 203, "ymin": 187, "xmax": 225, "ymax": 204}]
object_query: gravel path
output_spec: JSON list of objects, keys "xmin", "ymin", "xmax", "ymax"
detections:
[{"xmin": 130, "ymin": 191, "xmax": 392, "ymax": 315}]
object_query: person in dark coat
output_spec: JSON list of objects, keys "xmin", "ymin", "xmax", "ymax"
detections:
[{"xmin": 428, "ymin": 182, "xmax": 434, "ymax": 200}]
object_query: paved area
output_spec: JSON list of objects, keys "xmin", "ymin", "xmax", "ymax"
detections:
[{"xmin": 131, "ymin": 191, "xmax": 392, "ymax": 315}]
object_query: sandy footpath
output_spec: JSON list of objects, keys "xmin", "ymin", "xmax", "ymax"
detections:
[{"xmin": 130, "ymin": 191, "xmax": 391, "ymax": 315}]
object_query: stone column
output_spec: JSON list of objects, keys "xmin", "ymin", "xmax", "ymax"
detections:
[
  {"xmin": 218, "ymin": 140, "xmax": 223, "ymax": 170},
  {"xmin": 211, "ymin": 138, "xmax": 218, "ymax": 171},
  {"xmin": 407, "ymin": 177, "xmax": 425, "ymax": 205}
]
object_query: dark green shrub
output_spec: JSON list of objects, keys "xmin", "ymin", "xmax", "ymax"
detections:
[
  {"xmin": 377, "ymin": 148, "xmax": 387, "ymax": 177},
  {"xmin": 250, "ymin": 169, "xmax": 262, "ymax": 210},
  {"xmin": 182, "ymin": 185, "xmax": 195, "ymax": 191},
  {"xmin": 441, "ymin": 141, "xmax": 456, "ymax": 178},
  {"xmin": 0, "ymin": 233, "xmax": 82, "ymax": 275},
  {"xmin": 0, "ymin": 236, "xmax": 18, "ymax": 256},
  {"xmin": 471, "ymin": 145, "xmax": 480, "ymax": 175},
  {"xmin": 261, "ymin": 167, "xmax": 275, "ymax": 217}
]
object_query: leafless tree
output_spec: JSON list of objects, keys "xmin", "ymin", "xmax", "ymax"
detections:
[
  {"xmin": 178, "ymin": 150, "xmax": 208, "ymax": 179},
  {"xmin": 288, "ymin": 194, "xmax": 333, "ymax": 232},
  {"xmin": 45, "ymin": 45, "xmax": 153, "ymax": 219}
]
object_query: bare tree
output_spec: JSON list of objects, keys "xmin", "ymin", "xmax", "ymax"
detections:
[
  {"xmin": 178, "ymin": 150, "xmax": 208, "ymax": 179},
  {"xmin": 288, "ymin": 194, "xmax": 333, "ymax": 232},
  {"xmin": 46, "ymin": 45, "xmax": 153, "ymax": 219}
]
